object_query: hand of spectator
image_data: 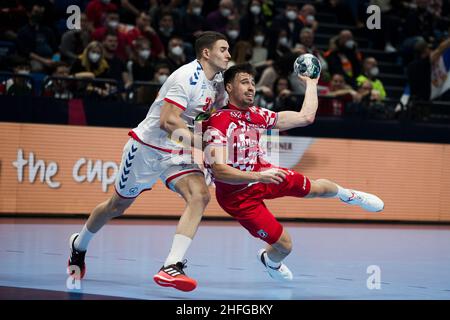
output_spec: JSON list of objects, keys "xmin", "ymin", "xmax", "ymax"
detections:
[
  {"xmin": 258, "ymin": 85, "xmax": 273, "ymax": 98},
  {"xmin": 144, "ymin": 26, "xmax": 156, "ymax": 35},
  {"xmin": 371, "ymin": 89, "xmax": 382, "ymax": 101},
  {"xmin": 75, "ymin": 72, "xmax": 96, "ymax": 79},
  {"xmin": 349, "ymin": 90, "xmax": 362, "ymax": 103},
  {"xmin": 278, "ymin": 89, "xmax": 292, "ymax": 98}
]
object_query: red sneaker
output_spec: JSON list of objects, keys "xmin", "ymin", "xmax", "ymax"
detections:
[
  {"xmin": 67, "ymin": 233, "xmax": 86, "ymax": 280},
  {"xmin": 153, "ymin": 260, "xmax": 197, "ymax": 292}
]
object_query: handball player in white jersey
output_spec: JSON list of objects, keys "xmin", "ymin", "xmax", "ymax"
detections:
[{"xmin": 67, "ymin": 31, "xmax": 231, "ymax": 292}]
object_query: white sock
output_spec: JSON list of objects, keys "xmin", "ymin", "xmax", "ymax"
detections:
[
  {"xmin": 265, "ymin": 252, "xmax": 281, "ymax": 269},
  {"xmin": 164, "ymin": 234, "xmax": 192, "ymax": 267},
  {"xmin": 74, "ymin": 225, "xmax": 95, "ymax": 252},
  {"xmin": 334, "ymin": 184, "xmax": 353, "ymax": 201}
]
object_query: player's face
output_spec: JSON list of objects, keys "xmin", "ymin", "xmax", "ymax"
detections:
[
  {"xmin": 229, "ymin": 72, "xmax": 255, "ymax": 107},
  {"xmin": 208, "ymin": 40, "xmax": 231, "ymax": 71}
]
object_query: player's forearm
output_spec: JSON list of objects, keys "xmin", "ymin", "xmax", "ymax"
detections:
[
  {"xmin": 160, "ymin": 116, "xmax": 202, "ymax": 150},
  {"xmin": 211, "ymin": 164, "xmax": 260, "ymax": 184},
  {"xmin": 296, "ymin": 81, "xmax": 318, "ymax": 124}
]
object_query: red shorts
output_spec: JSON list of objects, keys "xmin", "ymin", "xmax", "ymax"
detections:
[{"xmin": 216, "ymin": 168, "xmax": 311, "ymax": 244}]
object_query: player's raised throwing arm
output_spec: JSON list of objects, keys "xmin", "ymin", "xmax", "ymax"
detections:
[{"xmin": 273, "ymin": 76, "xmax": 319, "ymax": 131}]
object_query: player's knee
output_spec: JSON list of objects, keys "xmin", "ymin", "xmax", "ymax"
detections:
[
  {"xmin": 189, "ymin": 189, "xmax": 211, "ymax": 207},
  {"xmin": 107, "ymin": 196, "xmax": 132, "ymax": 217}
]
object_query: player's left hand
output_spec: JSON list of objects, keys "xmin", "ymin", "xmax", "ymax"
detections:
[{"xmin": 298, "ymin": 74, "xmax": 319, "ymax": 84}]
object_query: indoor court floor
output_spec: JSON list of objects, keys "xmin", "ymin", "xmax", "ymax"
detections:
[{"xmin": 1, "ymin": 217, "xmax": 449, "ymax": 300}]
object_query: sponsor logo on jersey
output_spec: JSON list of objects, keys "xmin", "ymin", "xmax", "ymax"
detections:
[
  {"xmin": 257, "ymin": 229, "xmax": 268, "ymax": 238},
  {"xmin": 129, "ymin": 187, "xmax": 138, "ymax": 195},
  {"xmin": 203, "ymin": 97, "xmax": 212, "ymax": 111},
  {"xmin": 231, "ymin": 111, "xmax": 242, "ymax": 119}
]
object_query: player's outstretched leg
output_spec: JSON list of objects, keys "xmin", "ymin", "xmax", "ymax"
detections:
[
  {"xmin": 153, "ymin": 174, "xmax": 209, "ymax": 292},
  {"xmin": 257, "ymin": 230, "xmax": 293, "ymax": 281},
  {"xmin": 307, "ymin": 179, "xmax": 384, "ymax": 212},
  {"xmin": 67, "ymin": 193, "xmax": 134, "ymax": 279}
]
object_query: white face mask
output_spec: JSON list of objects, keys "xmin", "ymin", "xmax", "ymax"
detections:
[
  {"xmin": 192, "ymin": 7, "xmax": 202, "ymax": 16},
  {"xmin": 250, "ymin": 5, "xmax": 261, "ymax": 15},
  {"xmin": 171, "ymin": 45, "xmax": 183, "ymax": 56},
  {"xmin": 227, "ymin": 30, "xmax": 239, "ymax": 40},
  {"xmin": 286, "ymin": 10, "xmax": 297, "ymax": 20},
  {"xmin": 220, "ymin": 8, "xmax": 231, "ymax": 17},
  {"xmin": 158, "ymin": 74, "xmax": 168, "ymax": 84},
  {"xmin": 139, "ymin": 49, "xmax": 151, "ymax": 60},
  {"xmin": 17, "ymin": 70, "xmax": 30, "ymax": 75},
  {"xmin": 254, "ymin": 35, "xmax": 264, "ymax": 45},
  {"xmin": 306, "ymin": 15, "xmax": 315, "ymax": 24},
  {"xmin": 279, "ymin": 37, "xmax": 288, "ymax": 46},
  {"xmin": 88, "ymin": 52, "xmax": 101, "ymax": 63},
  {"xmin": 107, "ymin": 20, "xmax": 119, "ymax": 29},
  {"xmin": 369, "ymin": 66, "xmax": 379, "ymax": 77},
  {"xmin": 345, "ymin": 39, "xmax": 355, "ymax": 49}
]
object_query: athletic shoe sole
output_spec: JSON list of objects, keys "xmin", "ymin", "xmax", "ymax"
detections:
[{"xmin": 153, "ymin": 273, "xmax": 197, "ymax": 292}]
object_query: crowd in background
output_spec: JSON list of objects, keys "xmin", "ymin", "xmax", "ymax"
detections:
[{"xmin": 0, "ymin": 0, "xmax": 449, "ymax": 119}]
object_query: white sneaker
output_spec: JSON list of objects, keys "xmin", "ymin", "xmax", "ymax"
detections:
[
  {"xmin": 341, "ymin": 190, "xmax": 384, "ymax": 212},
  {"xmin": 257, "ymin": 249, "xmax": 293, "ymax": 281}
]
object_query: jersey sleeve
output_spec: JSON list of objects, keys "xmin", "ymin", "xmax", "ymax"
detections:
[
  {"xmin": 255, "ymin": 107, "xmax": 278, "ymax": 129},
  {"xmin": 204, "ymin": 111, "xmax": 231, "ymax": 146},
  {"xmin": 163, "ymin": 70, "xmax": 191, "ymax": 111}
]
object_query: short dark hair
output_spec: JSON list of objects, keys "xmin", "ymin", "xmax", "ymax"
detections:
[
  {"xmin": 223, "ymin": 63, "xmax": 256, "ymax": 87},
  {"xmin": 195, "ymin": 31, "xmax": 227, "ymax": 59}
]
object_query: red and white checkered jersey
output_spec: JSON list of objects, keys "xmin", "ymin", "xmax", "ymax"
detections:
[
  {"xmin": 204, "ymin": 103, "xmax": 278, "ymax": 193},
  {"xmin": 131, "ymin": 60, "xmax": 227, "ymax": 153}
]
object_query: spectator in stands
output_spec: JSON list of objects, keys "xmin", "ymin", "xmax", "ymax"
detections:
[
  {"xmin": 404, "ymin": 0, "xmax": 437, "ymax": 44},
  {"xmin": 127, "ymin": 37, "xmax": 154, "ymax": 83},
  {"xmin": 325, "ymin": 30, "xmax": 363, "ymax": 87},
  {"xmin": 255, "ymin": 75, "xmax": 296, "ymax": 112},
  {"xmin": 249, "ymin": 28, "xmax": 271, "ymax": 68},
  {"xmin": 70, "ymin": 41, "xmax": 109, "ymax": 79},
  {"xmin": 324, "ymin": 0, "xmax": 357, "ymax": 26},
  {"xmin": 162, "ymin": 35, "xmax": 187, "ymax": 71},
  {"xmin": 132, "ymin": 62, "xmax": 171, "ymax": 104},
  {"xmin": 102, "ymin": 32, "xmax": 131, "ymax": 88},
  {"xmin": 239, "ymin": 0, "xmax": 269, "ymax": 41},
  {"xmin": 257, "ymin": 52, "xmax": 300, "ymax": 95},
  {"xmin": 225, "ymin": 19, "xmax": 241, "ymax": 51},
  {"xmin": 86, "ymin": 0, "xmax": 118, "ymax": 29},
  {"xmin": 320, "ymin": 73, "xmax": 361, "ymax": 116},
  {"xmin": 268, "ymin": 28, "xmax": 293, "ymax": 60},
  {"xmin": 356, "ymin": 57, "xmax": 387, "ymax": 100},
  {"xmin": 92, "ymin": 10, "xmax": 129, "ymax": 61},
  {"xmin": 127, "ymin": 12, "xmax": 165, "ymax": 59},
  {"xmin": 294, "ymin": 27, "xmax": 329, "ymax": 81},
  {"xmin": 119, "ymin": 0, "xmax": 151, "ymax": 24},
  {"xmin": 3, "ymin": 59, "xmax": 33, "ymax": 96},
  {"xmin": 229, "ymin": 40, "xmax": 252, "ymax": 67},
  {"xmin": 181, "ymin": 0, "xmax": 208, "ymax": 43},
  {"xmin": 270, "ymin": 2, "xmax": 304, "ymax": 50},
  {"xmin": 16, "ymin": 4, "xmax": 57, "ymax": 73},
  {"xmin": 152, "ymin": 63, "xmax": 171, "ymax": 84},
  {"xmin": 42, "ymin": 62, "xmax": 74, "ymax": 99},
  {"xmin": 298, "ymin": 4, "xmax": 319, "ymax": 32},
  {"xmin": 60, "ymin": 13, "xmax": 93, "ymax": 65},
  {"xmin": 206, "ymin": 0, "xmax": 237, "ymax": 34},
  {"xmin": 156, "ymin": 12, "xmax": 178, "ymax": 50}
]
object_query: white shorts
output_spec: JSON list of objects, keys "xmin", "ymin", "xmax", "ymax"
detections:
[{"xmin": 114, "ymin": 138, "xmax": 203, "ymax": 198}]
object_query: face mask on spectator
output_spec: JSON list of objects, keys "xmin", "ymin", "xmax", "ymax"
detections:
[
  {"xmin": 171, "ymin": 46, "xmax": 183, "ymax": 56},
  {"xmin": 254, "ymin": 35, "xmax": 264, "ymax": 45},
  {"xmin": 345, "ymin": 40, "xmax": 355, "ymax": 49},
  {"xmin": 17, "ymin": 70, "xmax": 30, "ymax": 75},
  {"xmin": 250, "ymin": 5, "xmax": 261, "ymax": 15},
  {"xmin": 160, "ymin": 27, "xmax": 173, "ymax": 36},
  {"xmin": 192, "ymin": 7, "xmax": 202, "ymax": 16},
  {"xmin": 89, "ymin": 52, "xmax": 101, "ymax": 63},
  {"xmin": 108, "ymin": 20, "xmax": 119, "ymax": 29},
  {"xmin": 286, "ymin": 10, "xmax": 297, "ymax": 20},
  {"xmin": 220, "ymin": 8, "xmax": 231, "ymax": 17},
  {"xmin": 306, "ymin": 15, "xmax": 315, "ymax": 24},
  {"xmin": 139, "ymin": 49, "xmax": 151, "ymax": 60},
  {"xmin": 369, "ymin": 67, "xmax": 379, "ymax": 77},
  {"xmin": 279, "ymin": 37, "xmax": 288, "ymax": 46},
  {"xmin": 158, "ymin": 74, "xmax": 168, "ymax": 84},
  {"xmin": 227, "ymin": 30, "xmax": 239, "ymax": 40}
]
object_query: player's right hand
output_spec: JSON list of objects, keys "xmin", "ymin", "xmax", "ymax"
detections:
[{"xmin": 257, "ymin": 168, "xmax": 288, "ymax": 184}]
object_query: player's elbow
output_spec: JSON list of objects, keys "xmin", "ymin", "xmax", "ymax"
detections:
[{"xmin": 303, "ymin": 115, "xmax": 315, "ymax": 125}]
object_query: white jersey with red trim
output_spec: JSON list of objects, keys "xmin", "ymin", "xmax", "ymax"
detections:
[{"xmin": 131, "ymin": 59, "xmax": 227, "ymax": 152}]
